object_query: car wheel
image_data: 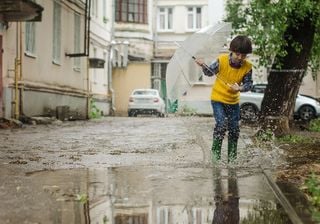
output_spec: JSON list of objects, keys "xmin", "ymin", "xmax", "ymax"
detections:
[
  {"xmin": 298, "ymin": 105, "xmax": 315, "ymax": 121},
  {"xmin": 128, "ymin": 110, "xmax": 136, "ymax": 117},
  {"xmin": 240, "ymin": 104, "xmax": 259, "ymax": 122}
]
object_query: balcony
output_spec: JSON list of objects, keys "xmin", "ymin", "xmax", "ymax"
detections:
[{"xmin": 0, "ymin": 0, "xmax": 44, "ymax": 22}]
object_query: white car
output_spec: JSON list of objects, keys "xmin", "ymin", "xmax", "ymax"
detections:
[
  {"xmin": 240, "ymin": 84, "xmax": 320, "ymax": 121},
  {"xmin": 128, "ymin": 89, "xmax": 166, "ymax": 117}
]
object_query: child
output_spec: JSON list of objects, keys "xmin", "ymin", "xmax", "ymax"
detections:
[{"xmin": 196, "ymin": 35, "xmax": 253, "ymax": 163}]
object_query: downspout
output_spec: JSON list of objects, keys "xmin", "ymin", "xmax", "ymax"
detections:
[
  {"xmin": 14, "ymin": 22, "xmax": 20, "ymax": 119},
  {"xmin": 86, "ymin": 0, "xmax": 91, "ymax": 119},
  {"xmin": 19, "ymin": 21, "xmax": 23, "ymax": 117},
  {"xmin": 86, "ymin": 58, "xmax": 90, "ymax": 119},
  {"xmin": 108, "ymin": 0, "xmax": 116, "ymax": 115},
  {"xmin": 65, "ymin": 0, "xmax": 90, "ymax": 57},
  {"xmin": 64, "ymin": 0, "xmax": 91, "ymax": 118}
]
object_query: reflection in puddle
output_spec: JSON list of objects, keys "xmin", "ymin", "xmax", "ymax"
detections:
[
  {"xmin": 213, "ymin": 168, "xmax": 240, "ymax": 223},
  {"xmin": 212, "ymin": 168, "xmax": 291, "ymax": 224},
  {"xmin": 1, "ymin": 166, "xmax": 293, "ymax": 223}
]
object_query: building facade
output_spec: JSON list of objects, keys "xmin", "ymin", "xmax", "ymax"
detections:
[
  {"xmin": 88, "ymin": 0, "xmax": 113, "ymax": 117},
  {"xmin": 0, "ymin": 0, "xmax": 114, "ymax": 120},
  {"xmin": 111, "ymin": 0, "xmax": 155, "ymax": 116},
  {"xmin": 0, "ymin": 0, "xmax": 318, "ymax": 119}
]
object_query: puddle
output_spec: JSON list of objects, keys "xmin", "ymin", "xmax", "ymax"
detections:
[
  {"xmin": 277, "ymin": 181, "xmax": 316, "ymax": 224},
  {"xmin": 0, "ymin": 166, "xmax": 293, "ymax": 223}
]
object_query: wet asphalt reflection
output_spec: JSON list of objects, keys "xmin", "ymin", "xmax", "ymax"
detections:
[{"xmin": 0, "ymin": 166, "xmax": 292, "ymax": 224}]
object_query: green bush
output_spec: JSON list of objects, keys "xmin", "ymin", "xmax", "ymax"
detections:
[
  {"xmin": 90, "ymin": 100, "xmax": 101, "ymax": 119},
  {"xmin": 304, "ymin": 173, "xmax": 320, "ymax": 222},
  {"xmin": 309, "ymin": 118, "xmax": 320, "ymax": 132},
  {"xmin": 255, "ymin": 128, "xmax": 274, "ymax": 142}
]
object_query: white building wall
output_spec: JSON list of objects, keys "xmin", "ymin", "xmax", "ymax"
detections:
[{"xmin": 89, "ymin": 0, "xmax": 113, "ymax": 116}]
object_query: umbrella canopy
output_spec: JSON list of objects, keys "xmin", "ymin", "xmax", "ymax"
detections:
[{"xmin": 166, "ymin": 22, "xmax": 232, "ymax": 104}]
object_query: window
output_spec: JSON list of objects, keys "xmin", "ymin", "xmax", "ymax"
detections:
[
  {"xmin": 157, "ymin": 207, "xmax": 170, "ymax": 224},
  {"xmin": 152, "ymin": 62, "xmax": 167, "ymax": 94},
  {"xmin": 158, "ymin": 7, "xmax": 173, "ymax": 31},
  {"xmin": 91, "ymin": 0, "xmax": 98, "ymax": 18},
  {"xmin": 187, "ymin": 7, "xmax": 202, "ymax": 30},
  {"xmin": 103, "ymin": 52, "xmax": 107, "ymax": 80},
  {"xmin": 25, "ymin": 22, "xmax": 36, "ymax": 54},
  {"xmin": 115, "ymin": 0, "xmax": 148, "ymax": 24},
  {"xmin": 103, "ymin": 0, "xmax": 107, "ymax": 23},
  {"xmin": 74, "ymin": 13, "xmax": 81, "ymax": 70},
  {"xmin": 93, "ymin": 47, "xmax": 97, "ymax": 82},
  {"xmin": 53, "ymin": 0, "xmax": 61, "ymax": 64}
]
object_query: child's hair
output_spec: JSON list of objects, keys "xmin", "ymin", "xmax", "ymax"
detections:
[{"xmin": 229, "ymin": 35, "xmax": 252, "ymax": 54}]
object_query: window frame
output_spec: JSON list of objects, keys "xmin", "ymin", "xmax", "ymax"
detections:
[
  {"xmin": 73, "ymin": 13, "xmax": 81, "ymax": 71},
  {"xmin": 115, "ymin": 0, "xmax": 148, "ymax": 24},
  {"xmin": 52, "ymin": 0, "xmax": 61, "ymax": 65},
  {"xmin": 157, "ymin": 7, "xmax": 173, "ymax": 31},
  {"xmin": 91, "ymin": 0, "xmax": 98, "ymax": 18},
  {"xmin": 186, "ymin": 6, "xmax": 202, "ymax": 31},
  {"xmin": 25, "ymin": 22, "xmax": 36, "ymax": 56}
]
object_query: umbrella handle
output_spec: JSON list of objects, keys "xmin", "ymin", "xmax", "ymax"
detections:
[
  {"xmin": 185, "ymin": 48, "xmax": 230, "ymax": 86},
  {"xmin": 200, "ymin": 62, "xmax": 231, "ymax": 87}
]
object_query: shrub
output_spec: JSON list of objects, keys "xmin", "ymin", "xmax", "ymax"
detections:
[
  {"xmin": 304, "ymin": 173, "xmax": 320, "ymax": 222},
  {"xmin": 309, "ymin": 118, "xmax": 320, "ymax": 132}
]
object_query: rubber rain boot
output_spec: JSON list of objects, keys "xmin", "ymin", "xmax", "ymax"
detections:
[
  {"xmin": 212, "ymin": 139, "xmax": 222, "ymax": 161},
  {"xmin": 228, "ymin": 140, "xmax": 238, "ymax": 163}
]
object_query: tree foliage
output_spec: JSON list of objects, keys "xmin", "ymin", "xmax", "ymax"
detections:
[
  {"xmin": 225, "ymin": 0, "xmax": 320, "ymax": 74},
  {"xmin": 225, "ymin": 0, "xmax": 320, "ymax": 136}
]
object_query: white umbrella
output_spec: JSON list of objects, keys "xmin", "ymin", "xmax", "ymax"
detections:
[{"xmin": 166, "ymin": 22, "xmax": 232, "ymax": 104}]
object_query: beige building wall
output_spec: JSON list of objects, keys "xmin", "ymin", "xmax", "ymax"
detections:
[
  {"xmin": 112, "ymin": 63, "xmax": 151, "ymax": 115},
  {"xmin": 22, "ymin": 0, "xmax": 87, "ymax": 88},
  {"xmin": 1, "ymin": 0, "xmax": 89, "ymax": 119}
]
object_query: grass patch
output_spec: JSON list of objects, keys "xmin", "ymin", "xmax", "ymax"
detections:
[
  {"xmin": 178, "ymin": 105, "xmax": 198, "ymax": 116},
  {"xmin": 277, "ymin": 134, "xmax": 312, "ymax": 144},
  {"xmin": 309, "ymin": 119, "xmax": 320, "ymax": 132},
  {"xmin": 303, "ymin": 173, "xmax": 320, "ymax": 222}
]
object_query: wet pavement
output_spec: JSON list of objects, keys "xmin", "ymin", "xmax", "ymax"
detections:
[
  {"xmin": 0, "ymin": 116, "xmax": 310, "ymax": 223},
  {"xmin": 0, "ymin": 166, "xmax": 291, "ymax": 224}
]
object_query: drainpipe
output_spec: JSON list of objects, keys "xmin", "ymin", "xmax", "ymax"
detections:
[
  {"xmin": 19, "ymin": 22, "xmax": 23, "ymax": 117},
  {"xmin": 87, "ymin": 0, "xmax": 91, "ymax": 119},
  {"xmin": 86, "ymin": 58, "xmax": 90, "ymax": 119},
  {"xmin": 108, "ymin": 0, "xmax": 116, "ymax": 115},
  {"xmin": 108, "ymin": 44, "xmax": 115, "ymax": 115},
  {"xmin": 14, "ymin": 22, "xmax": 20, "ymax": 119}
]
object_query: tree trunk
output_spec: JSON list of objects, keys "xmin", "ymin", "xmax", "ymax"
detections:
[{"xmin": 260, "ymin": 15, "xmax": 316, "ymax": 137}]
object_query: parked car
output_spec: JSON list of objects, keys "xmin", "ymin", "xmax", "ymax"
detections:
[
  {"xmin": 240, "ymin": 84, "xmax": 320, "ymax": 121},
  {"xmin": 128, "ymin": 89, "xmax": 166, "ymax": 117}
]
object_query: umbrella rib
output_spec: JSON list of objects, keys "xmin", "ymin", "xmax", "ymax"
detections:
[
  {"xmin": 167, "ymin": 23, "xmax": 232, "ymax": 100},
  {"xmin": 175, "ymin": 41, "xmax": 230, "ymax": 86},
  {"xmin": 174, "ymin": 54, "xmax": 193, "ymax": 86}
]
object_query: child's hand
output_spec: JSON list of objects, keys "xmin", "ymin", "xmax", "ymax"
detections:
[
  {"xmin": 195, "ymin": 58, "xmax": 204, "ymax": 67},
  {"xmin": 229, "ymin": 83, "xmax": 242, "ymax": 92}
]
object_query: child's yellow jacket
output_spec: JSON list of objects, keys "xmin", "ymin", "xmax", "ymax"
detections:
[{"xmin": 211, "ymin": 54, "xmax": 252, "ymax": 104}]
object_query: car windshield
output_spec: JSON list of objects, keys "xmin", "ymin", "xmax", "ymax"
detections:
[{"xmin": 133, "ymin": 90, "xmax": 157, "ymax": 96}]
